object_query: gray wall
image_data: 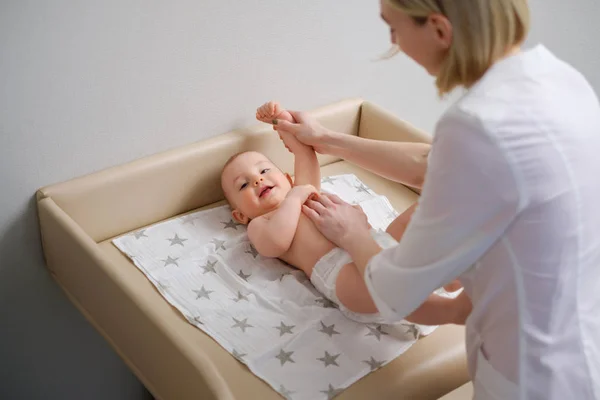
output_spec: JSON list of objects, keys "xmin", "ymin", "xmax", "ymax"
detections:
[{"xmin": 1, "ymin": 1, "xmax": 598, "ymax": 399}]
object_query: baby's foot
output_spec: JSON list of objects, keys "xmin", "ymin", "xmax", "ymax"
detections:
[{"xmin": 256, "ymin": 101, "xmax": 295, "ymax": 125}]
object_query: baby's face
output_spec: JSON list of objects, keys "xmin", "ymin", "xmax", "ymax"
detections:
[{"xmin": 221, "ymin": 152, "xmax": 292, "ymax": 222}]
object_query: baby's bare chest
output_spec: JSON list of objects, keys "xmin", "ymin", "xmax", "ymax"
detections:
[{"xmin": 281, "ymin": 214, "xmax": 336, "ymax": 272}]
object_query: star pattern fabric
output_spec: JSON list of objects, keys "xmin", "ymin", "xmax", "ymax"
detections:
[
  {"xmin": 365, "ymin": 325, "xmax": 389, "ymax": 341},
  {"xmin": 317, "ymin": 351, "xmax": 341, "ymax": 368},
  {"xmin": 275, "ymin": 321, "xmax": 295, "ymax": 336},
  {"xmin": 320, "ymin": 384, "xmax": 343, "ymax": 400},
  {"xmin": 113, "ymin": 174, "xmax": 445, "ymax": 400},
  {"xmin": 232, "ymin": 317, "xmax": 253, "ymax": 333},
  {"xmin": 167, "ymin": 233, "xmax": 187, "ymax": 247},
  {"xmin": 318, "ymin": 321, "xmax": 341, "ymax": 338},
  {"xmin": 222, "ymin": 219, "xmax": 243, "ymax": 230},
  {"xmin": 133, "ymin": 229, "xmax": 148, "ymax": 239},
  {"xmin": 321, "ymin": 176, "xmax": 337, "ymax": 185},
  {"xmin": 275, "ymin": 349, "xmax": 295, "ymax": 366},
  {"xmin": 193, "ymin": 285, "xmax": 213, "ymax": 300},
  {"xmin": 162, "ymin": 256, "xmax": 179, "ymax": 267},
  {"xmin": 211, "ymin": 238, "xmax": 226, "ymax": 251},
  {"xmin": 363, "ymin": 356, "xmax": 386, "ymax": 371},
  {"xmin": 232, "ymin": 291, "xmax": 249, "ymax": 302},
  {"xmin": 245, "ymin": 244, "xmax": 259, "ymax": 258},
  {"xmin": 200, "ymin": 260, "xmax": 217, "ymax": 274},
  {"xmin": 237, "ymin": 269, "xmax": 251, "ymax": 281}
]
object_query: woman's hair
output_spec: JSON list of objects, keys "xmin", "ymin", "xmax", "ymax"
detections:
[{"xmin": 387, "ymin": 0, "xmax": 530, "ymax": 95}]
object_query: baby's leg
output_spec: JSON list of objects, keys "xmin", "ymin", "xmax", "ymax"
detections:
[
  {"xmin": 329, "ymin": 205, "xmax": 415, "ymax": 315},
  {"xmin": 334, "ymin": 262, "xmax": 378, "ymax": 314},
  {"xmin": 385, "ymin": 208, "xmax": 413, "ymax": 241}
]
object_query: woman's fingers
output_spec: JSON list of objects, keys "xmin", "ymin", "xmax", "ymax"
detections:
[
  {"xmin": 306, "ymin": 199, "xmax": 327, "ymax": 214},
  {"xmin": 302, "ymin": 205, "xmax": 321, "ymax": 222},
  {"xmin": 286, "ymin": 110, "xmax": 305, "ymax": 122},
  {"xmin": 315, "ymin": 193, "xmax": 337, "ymax": 208},
  {"xmin": 274, "ymin": 119, "xmax": 298, "ymax": 135},
  {"xmin": 324, "ymin": 193, "xmax": 345, "ymax": 205}
]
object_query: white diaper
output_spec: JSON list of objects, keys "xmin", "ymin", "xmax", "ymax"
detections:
[{"xmin": 310, "ymin": 229, "xmax": 398, "ymax": 324}]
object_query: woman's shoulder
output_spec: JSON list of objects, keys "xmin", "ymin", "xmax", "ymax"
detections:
[{"xmin": 442, "ymin": 45, "xmax": 599, "ymax": 132}]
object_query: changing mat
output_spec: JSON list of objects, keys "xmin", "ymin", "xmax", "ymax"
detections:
[{"xmin": 113, "ymin": 174, "xmax": 434, "ymax": 400}]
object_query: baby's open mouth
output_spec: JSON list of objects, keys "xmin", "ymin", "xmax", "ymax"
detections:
[{"xmin": 259, "ymin": 186, "xmax": 274, "ymax": 197}]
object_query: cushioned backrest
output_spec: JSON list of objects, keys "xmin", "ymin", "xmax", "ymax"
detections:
[
  {"xmin": 37, "ymin": 98, "xmax": 363, "ymax": 242},
  {"xmin": 358, "ymin": 101, "xmax": 432, "ymax": 144}
]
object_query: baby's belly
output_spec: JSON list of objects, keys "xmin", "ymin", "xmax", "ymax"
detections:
[{"xmin": 280, "ymin": 214, "xmax": 336, "ymax": 276}]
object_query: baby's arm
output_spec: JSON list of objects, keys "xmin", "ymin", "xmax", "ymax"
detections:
[
  {"xmin": 287, "ymin": 131, "xmax": 321, "ymax": 190},
  {"xmin": 247, "ymin": 185, "xmax": 317, "ymax": 258},
  {"xmin": 257, "ymin": 101, "xmax": 321, "ymax": 190}
]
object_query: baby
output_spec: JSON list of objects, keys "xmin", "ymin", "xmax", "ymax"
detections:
[{"xmin": 221, "ymin": 101, "xmax": 459, "ymax": 323}]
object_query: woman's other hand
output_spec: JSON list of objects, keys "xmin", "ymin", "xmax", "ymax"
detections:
[
  {"xmin": 274, "ymin": 110, "xmax": 329, "ymax": 153},
  {"xmin": 302, "ymin": 193, "xmax": 371, "ymax": 248}
]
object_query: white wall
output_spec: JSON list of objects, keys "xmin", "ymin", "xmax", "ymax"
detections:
[{"xmin": 1, "ymin": 1, "xmax": 598, "ymax": 398}]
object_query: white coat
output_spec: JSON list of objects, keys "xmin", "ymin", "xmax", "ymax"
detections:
[{"xmin": 364, "ymin": 45, "xmax": 600, "ymax": 400}]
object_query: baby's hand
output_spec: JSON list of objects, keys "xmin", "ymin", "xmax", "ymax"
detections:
[{"xmin": 289, "ymin": 184, "xmax": 318, "ymax": 204}]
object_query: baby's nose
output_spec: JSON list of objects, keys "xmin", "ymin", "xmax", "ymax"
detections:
[{"xmin": 253, "ymin": 177, "xmax": 264, "ymax": 186}]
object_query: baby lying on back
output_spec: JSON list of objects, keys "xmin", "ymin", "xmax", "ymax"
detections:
[{"xmin": 220, "ymin": 101, "xmax": 460, "ymax": 323}]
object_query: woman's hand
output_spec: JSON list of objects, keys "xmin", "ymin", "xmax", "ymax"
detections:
[
  {"xmin": 302, "ymin": 193, "xmax": 371, "ymax": 248},
  {"xmin": 274, "ymin": 111, "xmax": 330, "ymax": 154}
]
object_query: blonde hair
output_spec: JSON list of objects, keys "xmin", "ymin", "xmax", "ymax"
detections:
[{"xmin": 387, "ymin": 0, "xmax": 530, "ymax": 95}]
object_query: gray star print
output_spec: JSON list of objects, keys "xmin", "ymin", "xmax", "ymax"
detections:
[
  {"xmin": 232, "ymin": 291, "xmax": 249, "ymax": 302},
  {"xmin": 363, "ymin": 356, "xmax": 385, "ymax": 371},
  {"xmin": 167, "ymin": 233, "xmax": 187, "ymax": 247},
  {"xmin": 193, "ymin": 285, "xmax": 213, "ymax": 300},
  {"xmin": 162, "ymin": 256, "xmax": 179, "ymax": 267},
  {"xmin": 274, "ymin": 321, "xmax": 295, "ymax": 336},
  {"xmin": 232, "ymin": 317, "xmax": 253, "ymax": 333},
  {"xmin": 200, "ymin": 260, "xmax": 217, "ymax": 274},
  {"xmin": 211, "ymin": 238, "xmax": 226, "ymax": 251},
  {"xmin": 232, "ymin": 349, "xmax": 246, "ymax": 361},
  {"xmin": 402, "ymin": 323, "xmax": 420, "ymax": 340},
  {"xmin": 275, "ymin": 349, "xmax": 295, "ymax": 366},
  {"xmin": 181, "ymin": 214, "xmax": 198, "ymax": 225},
  {"xmin": 320, "ymin": 384, "xmax": 343, "ymax": 400},
  {"xmin": 222, "ymin": 219, "xmax": 243, "ymax": 230},
  {"xmin": 318, "ymin": 321, "xmax": 341, "ymax": 337},
  {"xmin": 245, "ymin": 244, "xmax": 259, "ymax": 258},
  {"xmin": 133, "ymin": 229, "xmax": 147, "ymax": 239},
  {"xmin": 355, "ymin": 183, "xmax": 370, "ymax": 194},
  {"xmin": 317, "ymin": 351, "xmax": 340, "ymax": 367},
  {"xmin": 278, "ymin": 384, "xmax": 295, "ymax": 399},
  {"xmin": 238, "ymin": 270, "xmax": 251, "ymax": 282},
  {"xmin": 192, "ymin": 316, "xmax": 203, "ymax": 325},
  {"xmin": 365, "ymin": 324, "xmax": 388, "ymax": 341},
  {"xmin": 279, "ymin": 272, "xmax": 292, "ymax": 281},
  {"xmin": 321, "ymin": 176, "xmax": 337, "ymax": 185},
  {"xmin": 316, "ymin": 297, "xmax": 337, "ymax": 309}
]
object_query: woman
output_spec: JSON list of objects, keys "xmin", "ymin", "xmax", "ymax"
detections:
[{"xmin": 273, "ymin": 1, "xmax": 600, "ymax": 399}]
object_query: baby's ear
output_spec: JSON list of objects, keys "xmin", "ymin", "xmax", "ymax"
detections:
[
  {"xmin": 285, "ymin": 173, "xmax": 294, "ymax": 186},
  {"xmin": 232, "ymin": 209, "xmax": 249, "ymax": 225}
]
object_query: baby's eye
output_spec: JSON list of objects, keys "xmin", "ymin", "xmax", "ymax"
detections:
[
  {"xmin": 239, "ymin": 182, "xmax": 248, "ymax": 190},
  {"xmin": 260, "ymin": 168, "xmax": 270, "ymax": 174}
]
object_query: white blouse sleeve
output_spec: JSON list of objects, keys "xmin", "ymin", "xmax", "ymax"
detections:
[{"xmin": 364, "ymin": 108, "xmax": 524, "ymax": 321}]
